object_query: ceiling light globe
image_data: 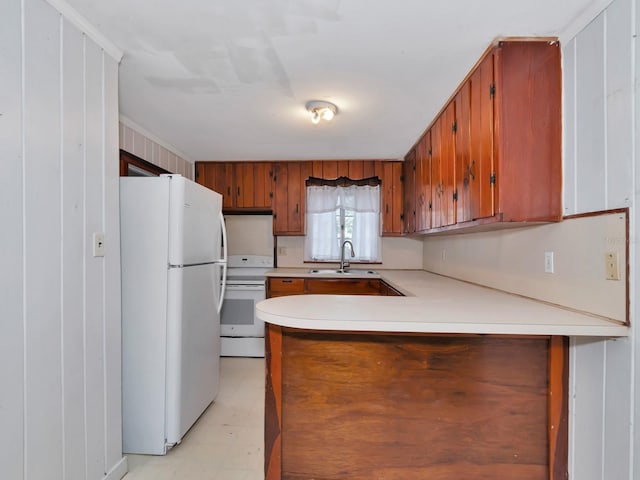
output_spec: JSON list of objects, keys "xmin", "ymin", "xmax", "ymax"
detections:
[
  {"xmin": 321, "ymin": 108, "xmax": 335, "ymax": 121},
  {"xmin": 311, "ymin": 110, "xmax": 320, "ymax": 124}
]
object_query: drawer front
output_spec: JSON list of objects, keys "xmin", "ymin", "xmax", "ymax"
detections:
[
  {"xmin": 305, "ymin": 279, "xmax": 381, "ymax": 295},
  {"xmin": 268, "ymin": 278, "xmax": 305, "ymax": 297}
]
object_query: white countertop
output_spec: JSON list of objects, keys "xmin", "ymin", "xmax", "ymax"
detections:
[{"xmin": 257, "ymin": 269, "xmax": 629, "ymax": 336}]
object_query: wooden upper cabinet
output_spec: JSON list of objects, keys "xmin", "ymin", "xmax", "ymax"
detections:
[
  {"xmin": 234, "ymin": 162, "xmax": 254, "ymax": 208},
  {"xmin": 431, "ymin": 106, "xmax": 456, "ymax": 229},
  {"xmin": 469, "ymin": 52, "xmax": 496, "ymax": 221},
  {"xmin": 404, "ymin": 39, "xmax": 561, "ymax": 235},
  {"xmin": 455, "ymin": 81, "xmax": 472, "ymax": 223},
  {"xmin": 402, "ymin": 150, "xmax": 416, "ymax": 234},
  {"xmin": 415, "ymin": 132, "xmax": 432, "ymax": 232},
  {"xmin": 493, "ymin": 41, "xmax": 561, "ymax": 222},
  {"xmin": 375, "ymin": 160, "xmax": 403, "ymax": 236},
  {"xmin": 195, "ymin": 161, "xmax": 235, "ymax": 208},
  {"xmin": 196, "ymin": 161, "xmax": 273, "ymax": 211},
  {"xmin": 272, "ymin": 161, "xmax": 312, "ymax": 235}
]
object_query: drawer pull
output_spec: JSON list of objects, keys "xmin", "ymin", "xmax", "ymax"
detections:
[{"xmin": 282, "ymin": 279, "xmax": 293, "ymax": 283}]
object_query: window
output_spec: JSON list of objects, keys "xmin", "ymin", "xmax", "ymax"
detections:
[{"xmin": 304, "ymin": 177, "xmax": 381, "ymax": 262}]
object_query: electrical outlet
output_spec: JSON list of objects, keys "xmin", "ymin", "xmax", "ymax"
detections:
[
  {"xmin": 605, "ymin": 252, "xmax": 620, "ymax": 280},
  {"xmin": 278, "ymin": 246, "xmax": 287, "ymax": 256},
  {"xmin": 93, "ymin": 233, "xmax": 105, "ymax": 257},
  {"xmin": 544, "ymin": 251, "xmax": 554, "ymax": 274}
]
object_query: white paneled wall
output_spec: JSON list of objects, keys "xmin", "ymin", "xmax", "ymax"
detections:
[
  {"xmin": 0, "ymin": 1, "xmax": 126, "ymax": 479},
  {"xmin": 563, "ymin": 0, "xmax": 636, "ymax": 478},
  {"xmin": 119, "ymin": 120, "xmax": 194, "ymax": 179}
]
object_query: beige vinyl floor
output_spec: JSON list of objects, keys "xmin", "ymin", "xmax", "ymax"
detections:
[{"xmin": 123, "ymin": 357, "xmax": 265, "ymax": 480}]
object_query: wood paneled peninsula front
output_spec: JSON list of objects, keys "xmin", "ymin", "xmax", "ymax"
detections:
[{"xmin": 257, "ymin": 270, "xmax": 627, "ymax": 480}]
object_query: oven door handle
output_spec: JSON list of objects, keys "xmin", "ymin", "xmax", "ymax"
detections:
[{"xmin": 225, "ymin": 285, "xmax": 266, "ymax": 291}]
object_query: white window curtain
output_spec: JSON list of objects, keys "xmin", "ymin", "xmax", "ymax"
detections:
[{"xmin": 305, "ymin": 184, "xmax": 381, "ymax": 262}]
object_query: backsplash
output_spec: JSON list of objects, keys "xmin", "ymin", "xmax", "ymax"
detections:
[
  {"xmin": 422, "ymin": 210, "xmax": 627, "ymax": 321},
  {"xmin": 276, "ymin": 236, "xmax": 424, "ymax": 270},
  {"xmin": 225, "ymin": 215, "xmax": 274, "ymax": 256}
]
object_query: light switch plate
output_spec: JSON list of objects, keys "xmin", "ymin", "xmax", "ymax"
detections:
[
  {"xmin": 93, "ymin": 233, "xmax": 105, "ymax": 257},
  {"xmin": 544, "ymin": 251, "xmax": 554, "ymax": 273},
  {"xmin": 605, "ymin": 252, "xmax": 620, "ymax": 280}
]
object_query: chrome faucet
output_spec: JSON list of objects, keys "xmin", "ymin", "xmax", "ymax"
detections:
[{"xmin": 340, "ymin": 240, "xmax": 355, "ymax": 272}]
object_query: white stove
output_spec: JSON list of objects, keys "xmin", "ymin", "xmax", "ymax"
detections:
[{"xmin": 220, "ymin": 255, "xmax": 273, "ymax": 357}]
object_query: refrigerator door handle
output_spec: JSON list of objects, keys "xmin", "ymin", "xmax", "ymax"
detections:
[{"xmin": 217, "ymin": 211, "xmax": 228, "ymax": 314}]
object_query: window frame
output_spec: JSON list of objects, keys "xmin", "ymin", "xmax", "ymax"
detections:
[{"xmin": 304, "ymin": 176, "xmax": 382, "ymax": 263}]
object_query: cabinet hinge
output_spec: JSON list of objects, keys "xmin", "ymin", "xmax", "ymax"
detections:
[
  {"xmin": 428, "ymin": 201, "xmax": 432, "ymax": 210},
  {"xmin": 273, "ymin": 175, "xmax": 277, "ymax": 182},
  {"xmin": 269, "ymin": 191, "xmax": 273, "ymax": 199},
  {"xmin": 400, "ymin": 213, "xmax": 404, "ymax": 220},
  {"xmin": 269, "ymin": 170, "xmax": 273, "ymax": 177},
  {"xmin": 490, "ymin": 172, "xmax": 496, "ymax": 185},
  {"xmin": 400, "ymin": 174, "xmax": 405, "ymax": 182},
  {"xmin": 490, "ymin": 84, "xmax": 496, "ymax": 97},
  {"xmin": 428, "ymin": 148, "xmax": 432, "ymax": 156},
  {"xmin": 452, "ymin": 121, "xmax": 457, "ymax": 133},
  {"xmin": 273, "ymin": 213, "xmax": 277, "ymax": 219},
  {"xmin": 453, "ymin": 190, "xmax": 458, "ymax": 201},
  {"xmin": 413, "ymin": 164, "xmax": 416, "ymax": 172}
]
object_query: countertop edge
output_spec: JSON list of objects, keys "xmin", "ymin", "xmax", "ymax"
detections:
[{"xmin": 260, "ymin": 269, "xmax": 629, "ymax": 337}]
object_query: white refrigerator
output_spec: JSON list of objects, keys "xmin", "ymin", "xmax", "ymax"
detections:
[{"xmin": 120, "ymin": 174, "xmax": 227, "ymax": 455}]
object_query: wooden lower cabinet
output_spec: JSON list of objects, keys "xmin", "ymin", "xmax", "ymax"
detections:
[
  {"xmin": 265, "ymin": 328, "xmax": 568, "ymax": 480},
  {"xmin": 266, "ymin": 277, "xmax": 401, "ymax": 298}
]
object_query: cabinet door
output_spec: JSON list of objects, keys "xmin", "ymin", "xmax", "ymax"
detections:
[
  {"xmin": 234, "ymin": 162, "xmax": 254, "ymax": 208},
  {"xmin": 402, "ymin": 150, "xmax": 416, "ymax": 234},
  {"xmin": 253, "ymin": 162, "xmax": 273, "ymax": 208},
  {"xmin": 455, "ymin": 82, "xmax": 472, "ymax": 223},
  {"xmin": 391, "ymin": 162, "xmax": 403, "ymax": 234},
  {"xmin": 375, "ymin": 161, "xmax": 393, "ymax": 235},
  {"xmin": 415, "ymin": 132, "xmax": 432, "ymax": 232},
  {"xmin": 272, "ymin": 162, "xmax": 289, "ymax": 234},
  {"xmin": 442, "ymin": 102, "xmax": 457, "ymax": 227},
  {"xmin": 432, "ymin": 103, "xmax": 456, "ymax": 228},
  {"xmin": 375, "ymin": 161, "xmax": 403, "ymax": 236},
  {"xmin": 196, "ymin": 162, "xmax": 235, "ymax": 209},
  {"xmin": 470, "ymin": 52, "xmax": 495, "ymax": 220},
  {"xmin": 273, "ymin": 161, "xmax": 308, "ymax": 235},
  {"xmin": 287, "ymin": 162, "xmax": 303, "ymax": 233}
]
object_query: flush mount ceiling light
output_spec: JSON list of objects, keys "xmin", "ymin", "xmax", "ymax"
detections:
[{"xmin": 305, "ymin": 100, "xmax": 338, "ymax": 124}]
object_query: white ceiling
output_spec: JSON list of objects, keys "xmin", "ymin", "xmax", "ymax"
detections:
[{"xmin": 66, "ymin": 0, "xmax": 607, "ymax": 162}]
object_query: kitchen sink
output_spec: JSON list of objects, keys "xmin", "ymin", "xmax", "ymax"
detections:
[{"xmin": 308, "ymin": 269, "xmax": 378, "ymax": 275}]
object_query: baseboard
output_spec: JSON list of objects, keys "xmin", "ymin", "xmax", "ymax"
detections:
[{"xmin": 103, "ymin": 457, "xmax": 128, "ymax": 480}]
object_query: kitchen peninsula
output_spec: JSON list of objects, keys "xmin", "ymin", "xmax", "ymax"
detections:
[{"xmin": 257, "ymin": 270, "xmax": 627, "ymax": 480}]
